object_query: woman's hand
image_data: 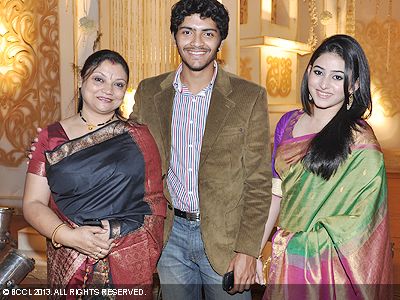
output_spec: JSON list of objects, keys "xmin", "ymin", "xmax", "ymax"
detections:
[
  {"xmin": 255, "ymin": 257, "xmax": 265, "ymax": 285},
  {"xmin": 255, "ymin": 194, "xmax": 282, "ymax": 285},
  {"xmin": 93, "ymin": 220, "xmax": 115, "ymax": 258},
  {"xmin": 58, "ymin": 222, "xmax": 115, "ymax": 260}
]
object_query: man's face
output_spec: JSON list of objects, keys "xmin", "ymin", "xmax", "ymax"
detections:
[{"xmin": 174, "ymin": 14, "xmax": 222, "ymax": 72}]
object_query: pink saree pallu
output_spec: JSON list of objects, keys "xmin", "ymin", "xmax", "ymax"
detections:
[{"xmin": 264, "ymin": 110, "xmax": 392, "ymax": 300}]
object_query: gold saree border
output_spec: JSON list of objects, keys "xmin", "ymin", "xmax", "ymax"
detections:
[{"xmin": 45, "ymin": 121, "xmax": 128, "ymax": 166}]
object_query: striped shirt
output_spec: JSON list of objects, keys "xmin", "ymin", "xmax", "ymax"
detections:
[{"xmin": 167, "ymin": 62, "xmax": 218, "ymax": 213}]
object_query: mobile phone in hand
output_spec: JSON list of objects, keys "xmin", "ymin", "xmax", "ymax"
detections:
[{"xmin": 222, "ymin": 270, "xmax": 234, "ymax": 291}]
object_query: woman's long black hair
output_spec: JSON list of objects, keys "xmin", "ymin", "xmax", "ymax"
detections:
[
  {"xmin": 300, "ymin": 34, "xmax": 372, "ymax": 180},
  {"xmin": 77, "ymin": 49, "xmax": 129, "ymax": 116}
]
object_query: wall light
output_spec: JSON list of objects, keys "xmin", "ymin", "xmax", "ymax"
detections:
[
  {"xmin": 368, "ymin": 82, "xmax": 387, "ymax": 128},
  {"xmin": 0, "ymin": 22, "xmax": 8, "ymax": 36},
  {"xmin": 369, "ymin": 101, "xmax": 386, "ymax": 127},
  {"xmin": 120, "ymin": 88, "xmax": 136, "ymax": 118},
  {"xmin": 0, "ymin": 21, "xmax": 10, "ymax": 75},
  {"xmin": 241, "ymin": 36, "xmax": 311, "ymax": 55}
]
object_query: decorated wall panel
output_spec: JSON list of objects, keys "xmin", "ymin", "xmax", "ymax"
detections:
[
  {"xmin": 265, "ymin": 56, "xmax": 292, "ymax": 98},
  {"xmin": 354, "ymin": 0, "xmax": 400, "ymax": 171},
  {"xmin": 240, "ymin": 0, "xmax": 248, "ymax": 25},
  {"xmin": 0, "ymin": 0, "xmax": 60, "ymax": 167},
  {"xmin": 356, "ymin": 19, "xmax": 400, "ymax": 118},
  {"xmin": 262, "ymin": 48, "xmax": 297, "ymax": 105},
  {"xmin": 240, "ymin": 47, "xmax": 260, "ymax": 84}
]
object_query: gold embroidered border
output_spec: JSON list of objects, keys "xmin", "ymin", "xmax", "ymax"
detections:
[{"xmin": 46, "ymin": 121, "xmax": 127, "ymax": 166}]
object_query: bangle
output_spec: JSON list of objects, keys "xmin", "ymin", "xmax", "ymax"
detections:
[{"xmin": 51, "ymin": 223, "xmax": 67, "ymax": 248}]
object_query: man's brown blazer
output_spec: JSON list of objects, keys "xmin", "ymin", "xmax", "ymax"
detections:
[{"xmin": 130, "ymin": 66, "xmax": 272, "ymax": 275}]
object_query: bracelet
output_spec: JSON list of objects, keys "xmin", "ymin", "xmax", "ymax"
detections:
[{"xmin": 51, "ymin": 223, "xmax": 67, "ymax": 248}]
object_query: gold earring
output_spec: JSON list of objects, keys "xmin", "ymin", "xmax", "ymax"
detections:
[{"xmin": 347, "ymin": 94, "xmax": 354, "ymax": 110}]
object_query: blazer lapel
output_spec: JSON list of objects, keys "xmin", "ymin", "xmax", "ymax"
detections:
[
  {"xmin": 154, "ymin": 72, "xmax": 175, "ymax": 164},
  {"xmin": 199, "ymin": 68, "xmax": 235, "ymax": 168}
]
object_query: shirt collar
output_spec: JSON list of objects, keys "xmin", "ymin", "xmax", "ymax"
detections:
[{"xmin": 173, "ymin": 61, "xmax": 218, "ymax": 96}]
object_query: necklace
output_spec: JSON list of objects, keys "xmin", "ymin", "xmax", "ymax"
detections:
[{"xmin": 79, "ymin": 111, "xmax": 115, "ymax": 130}]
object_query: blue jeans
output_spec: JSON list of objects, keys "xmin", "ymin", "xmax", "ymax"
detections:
[{"xmin": 157, "ymin": 217, "xmax": 251, "ymax": 300}]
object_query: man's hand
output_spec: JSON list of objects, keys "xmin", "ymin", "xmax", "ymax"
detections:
[
  {"xmin": 226, "ymin": 253, "xmax": 256, "ymax": 294},
  {"xmin": 27, "ymin": 127, "xmax": 42, "ymax": 162}
]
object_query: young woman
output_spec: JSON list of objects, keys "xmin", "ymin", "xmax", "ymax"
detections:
[
  {"xmin": 257, "ymin": 35, "xmax": 392, "ymax": 299},
  {"xmin": 23, "ymin": 50, "xmax": 166, "ymax": 298}
]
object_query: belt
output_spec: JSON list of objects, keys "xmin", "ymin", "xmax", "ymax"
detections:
[{"xmin": 174, "ymin": 208, "xmax": 200, "ymax": 221}]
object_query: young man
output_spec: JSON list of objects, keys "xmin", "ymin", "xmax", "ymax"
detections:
[{"xmin": 131, "ymin": 0, "xmax": 271, "ymax": 299}]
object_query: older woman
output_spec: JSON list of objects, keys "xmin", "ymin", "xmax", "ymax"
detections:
[{"xmin": 23, "ymin": 50, "xmax": 166, "ymax": 299}]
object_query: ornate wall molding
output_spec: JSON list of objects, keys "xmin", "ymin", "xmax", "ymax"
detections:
[
  {"xmin": 240, "ymin": 0, "xmax": 248, "ymax": 25},
  {"xmin": 0, "ymin": 0, "xmax": 60, "ymax": 167},
  {"xmin": 240, "ymin": 57, "xmax": 252, "ymax": 81},
  {"xmin": 356, "ymin": 19, "xmax": 400, "ymax": 117},
  {"xmin": 346, "ymin": 0, "xmax": 356, "ymax": 36},
  {"xmin": 266, "ymin": 56, "xmax": 292, "ymax": 98},
  {"xmin": 306, "ymin": 0, "xmax": 318, "ymax": 50}
]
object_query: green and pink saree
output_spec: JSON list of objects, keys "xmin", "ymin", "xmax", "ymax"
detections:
[{"xmin": 265, "ymin": 110, "xmax": 392, "ymax": 299}]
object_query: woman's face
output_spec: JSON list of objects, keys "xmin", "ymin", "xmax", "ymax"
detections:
[
  {"xmin": 308, "ymin": 52, "xmax": 347, "ymax": 113},
  {"xmin": 81, "ymin": 60, "xmax": 128, "ymax": 115}
]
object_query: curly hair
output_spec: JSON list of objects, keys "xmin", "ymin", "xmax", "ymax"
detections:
[{"xmin": 170, "ymin": 0, "xmax": 229, "ymax": 41}]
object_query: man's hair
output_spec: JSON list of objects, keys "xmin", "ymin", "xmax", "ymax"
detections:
[{"xmin": 170, "ymin": 0, "xmax": 229, "ymax": 40}]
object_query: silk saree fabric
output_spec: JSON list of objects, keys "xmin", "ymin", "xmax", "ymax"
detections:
[
  {"xmin": 28, "ymin": 120, "xmax": 166, "ymax": 299},
  {"xmin": 264, "ymin": 110, "xmax": 392, "ymax": 299}
]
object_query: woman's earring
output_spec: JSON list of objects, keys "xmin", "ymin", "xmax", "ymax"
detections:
[
  {"xmin": 347, "ymin": 94, "xmax": 354, "ymax": 110},
  {"xmin": 308, "ymin": 93, "xmax": 313, "ymax": 102}
]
